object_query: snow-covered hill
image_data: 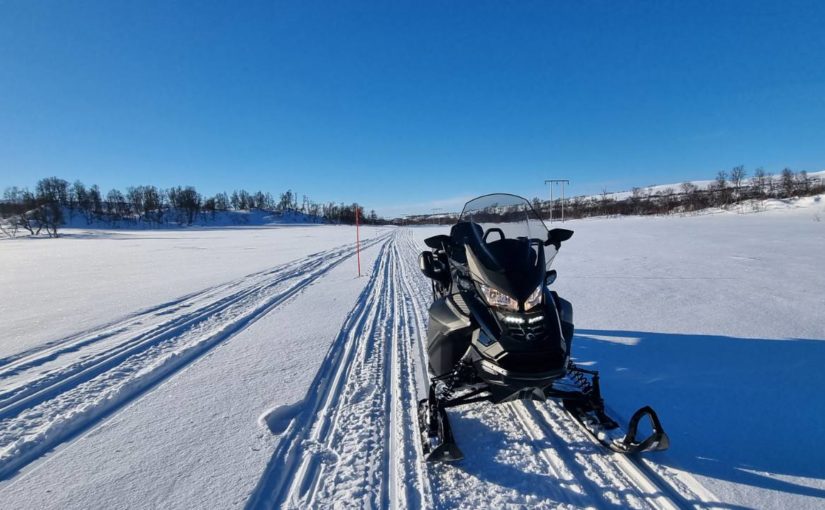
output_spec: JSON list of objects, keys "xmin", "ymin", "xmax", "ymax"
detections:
[
  {"xmin": 597, "ymin": 169, "xmax": 825, "ymax": 201},
  {"xmin": 1, "ymin": 202, "xmax": 823, "ymax": 509}
]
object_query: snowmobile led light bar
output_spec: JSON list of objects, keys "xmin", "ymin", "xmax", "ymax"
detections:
[{"xmin": 502, "ymin": 315, "xmax": 525, "ymax": 324}]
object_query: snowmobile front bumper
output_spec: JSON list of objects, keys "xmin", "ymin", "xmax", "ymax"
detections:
[{"xmin": 475, "ymin": 359, "xmax": 566, "ymax": 402}]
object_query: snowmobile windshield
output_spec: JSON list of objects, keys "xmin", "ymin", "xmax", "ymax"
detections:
[{"xmin": 452, "ymin": 194, "xmax": 556, "ymax": 302}]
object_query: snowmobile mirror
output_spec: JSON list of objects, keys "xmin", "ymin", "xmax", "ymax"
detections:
[
  {"xmin": 419, "ymin": 251, "xmax": 440, "ymax": 280},
  {"xmin": 424, "ymin": 235, "xmax": 451, "ymax": 250},
  {"xmin": 545, "ymin": 270, "xmax": 557, "ymax": 285},
  {"xmin": 546, "ymin": 228, "xmax": 574, "ymax": 248}
]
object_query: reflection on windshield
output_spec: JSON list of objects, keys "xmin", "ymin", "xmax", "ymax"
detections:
[
  {"xmin": 456, "ymin": 194, "xmax": 558, "ymax": 270},
  {"xmin": 460, "ymin": 194, "xmax": 547, "ymax": 242}
]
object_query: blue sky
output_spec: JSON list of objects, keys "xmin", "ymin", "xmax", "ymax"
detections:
[{"xmin": 2, "ymin": 1, "xmax": 824, "ymax": 216}]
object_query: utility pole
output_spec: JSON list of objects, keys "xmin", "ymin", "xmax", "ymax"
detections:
[
  {"xmin": 544, "ymin": 179, "xmax": 570, "ymax": 222},
  {"xmin": 431, "ymin": 207, "xmax": 443, "ymax": 225}
]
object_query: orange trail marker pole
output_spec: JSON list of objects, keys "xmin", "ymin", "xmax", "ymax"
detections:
[{"xmin": 355, "ymin": 206, "xmax": 361, "ymax": 277}]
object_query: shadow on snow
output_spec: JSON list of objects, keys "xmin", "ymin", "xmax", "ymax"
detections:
[{"xmin": 573, "ymin": 329, "xmax": 825, "ymax": 500}]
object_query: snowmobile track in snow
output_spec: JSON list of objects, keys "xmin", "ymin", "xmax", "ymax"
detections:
[
  {"xmin": 511, "ymin": 399, "xmax": 691, "ymax": 509},
  {"xmin": 248, "ymin": 230, "xmax": 431, "ymax": 509},
  {"xmin": 0, "ymin": 232, "xmax": 391, "ymax": 480},
  {"xmin": 249, "ymin": 228, "xmax": 719, "ymax": 509},
  {"xmin": 0, "ymin": 227, "xmax": 720, "ymax": 508}
]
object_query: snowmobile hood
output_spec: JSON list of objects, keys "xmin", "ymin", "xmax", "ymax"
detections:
[{"xmin": 463, "ymin": 238, "xmax": 545, "ymax": 302}]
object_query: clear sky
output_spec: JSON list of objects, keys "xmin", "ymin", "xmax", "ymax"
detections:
[{"xmin": 2, "ymin": 1, "xmax": 824, "ymax": 216}]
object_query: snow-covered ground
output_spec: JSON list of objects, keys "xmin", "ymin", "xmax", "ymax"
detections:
[
  {"xmin": 0, "ymin": 225, "xmax": 388, "ymax": 359},
  {"xmin": 0, "ymin": 202, "xmax": 823, "ymax": 509}
]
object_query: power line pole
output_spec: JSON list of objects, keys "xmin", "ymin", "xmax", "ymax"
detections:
[
  {"xmin": 544, "ymin": 179, "xmax": 570, "ymax": 222},
  {"xmin": 431, "ymin": 207, "xmax": 443, "ymax": 225}
]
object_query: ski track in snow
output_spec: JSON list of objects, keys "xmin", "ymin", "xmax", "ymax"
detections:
[
  {"xmin": 249, "ymin": 229, "xmax": 720, "ymax": 509},
  {"xmin": 247, "ymin": 230, "xmax": 432, "ymax": 509},
  {"xmin": 0, "ymin": 232, "xmax": 392, "ymax": 479}
]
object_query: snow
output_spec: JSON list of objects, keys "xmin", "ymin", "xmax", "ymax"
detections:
[
  {"xmin": 546, "ymin": 209, "xmax": 825, "ymax": 509},
  {"xmin": 1, "ymin": 236, "xmax": 388, "ymax": 509},
  {"xmin": 1, "ymin": 203, "xmax": 824, "ymax": 509},
  {"xmin": 0, "ymin": 225, "xmax": 388, "ymax": 359}
]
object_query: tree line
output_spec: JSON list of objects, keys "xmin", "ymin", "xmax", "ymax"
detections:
[
  {"xmin": 0, "ymin": 177, "xmax": 384, "ymax": 238},
  {"xmin": 535, "ymin": 166, "xmax": 824, "ymax": 220},
  {"xmin": 395, "ymin": 166, "xmax": 824, "ymax": 225}
]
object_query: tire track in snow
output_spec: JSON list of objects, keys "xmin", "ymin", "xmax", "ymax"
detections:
[
  {"xmin": 0, "ymin": 237, "xmax": 387, "ymax": 405},
  {"xmin": 0, "ymin": 233, "xmax": 391, "ymax": 480},
  {"xmin": 393, "ymin": 230, "xmax": 436, "ymax": 508},
  {"xmin": 520, "ymin": 400, "xmax": 675, "ymax": 509},
  {"xmin": 248, "ymin": 230, "xmax": 429, "ymax": 509}
]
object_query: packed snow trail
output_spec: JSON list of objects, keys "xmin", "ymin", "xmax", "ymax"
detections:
[
  {"xmin": 248, "ymin": 230, "xmax": 431, "ymax": 509},
  {"xmin": 0, "ymin": 233, "xmax": 391, "ymax": 479},
  {"xmin": 250, "ymin": 229, "xmax": 717, "ymax": 509},
  {"xmin": 0, "ymin": 227, "xmax": 720, "ymax": 508}
]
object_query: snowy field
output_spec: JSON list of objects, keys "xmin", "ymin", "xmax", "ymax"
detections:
[
  {"xmin": 1, "ymin": 201, "xmax": 824, "ymax": 509},
  {"xmin": 0, "ymin": 225, "xmax": 389, "ymax": 359}
]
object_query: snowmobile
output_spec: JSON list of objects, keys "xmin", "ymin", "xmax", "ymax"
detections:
[{"xmin": 417, "ymin": 193, "xmax": 668, "ymax": 462}]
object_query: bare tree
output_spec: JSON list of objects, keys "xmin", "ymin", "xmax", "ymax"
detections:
[
  {"xmin": 106, "ymin": 189, "xmax": 127, "ymax": 220},
  {"xmin": 36, "ymin": 177, "xmax": 69, "ymax": 205},
  {"xmin": 730, "ymin": 165, "xmax": 747, "ymax": 197},
  {"xmin": 714, "ymin": 171, "xmax": 729, "ymax": 206},
  {"xmin": 781, "ymin": 168, "xmax": 795, "ymax": 197},
  {"xmin": 175, "ymin": 186, "xmax": 201, "ymax": 224},
  {"xmin": 753, "ymin": 167, "xmax": 766, "ymax": 196},
  {"xmin": 279, "ymin": 190, "xmax": 295, "ymax": 211},
  {"xmin": 797, "ymin": 170, "xmax": 810, "ymax": 194},
  {"xmin": 213, "ymin": 192, "xmax": 230, "ymax": 211},
  {"xmin": 715, "ymin": 170, "xmax": 728, "ymax": 189},
  {"xmin": 0, "ymin": 217, "xmax": 19, "ymax": 238},
  {"xmin": 680, "ymin": 182, "xmax": 698, "ymax": 211}
]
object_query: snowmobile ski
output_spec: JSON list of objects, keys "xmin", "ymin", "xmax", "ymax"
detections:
[
  {"xmin": 563, "ymin": 400, "xmax": 669, "ymax": 454},
  {"xmin": 560, "ymin": 363, "xmax": 669, "ymax": 454},
  {"xmin": 418, "ymin": 386, "xmax": 464, "ymax": 462}
]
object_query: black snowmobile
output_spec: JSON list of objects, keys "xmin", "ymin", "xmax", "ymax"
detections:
[{"xmin": 417, "ymin": 193, "xmax": 668, "ymax": 462}]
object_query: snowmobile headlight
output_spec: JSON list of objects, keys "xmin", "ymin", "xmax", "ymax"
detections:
[
  {"xmin": 478, "ymin": 283, "xmax": 519, "ymax": 311},
  {"xmin": 524, "ymin": 285, "xmax": 543, "ymax": 311}
]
